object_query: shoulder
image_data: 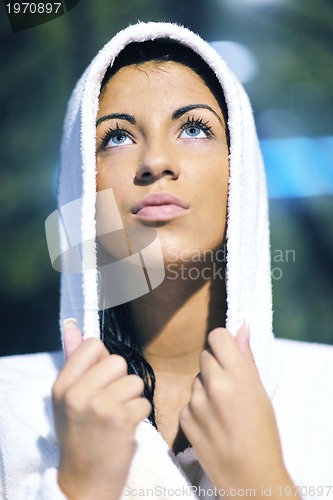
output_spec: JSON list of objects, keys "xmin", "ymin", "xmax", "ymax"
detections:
[
  {"xmin": 275, "ymin": 337, "xmax": 333, "ymax": 383},
  {"xmin": 0, "ymin": 353, "xmax": 63, "ymax": 498},
  {"xmin": 276, "ymin": 336, "xmax": 333, "ymax": 358},
  {"xmin": 0, "ymin": 350, "xmax": 64, "ymax": 387},
  {"xmin": 273, "ymin": 339, "xmax": 333, "ymax": 485},
  {"xmin": 0, "ymin": 351, "xmax": 63, "ymax": 438},
  {"xmin": 274, "ymin": 337, "xmax": 333, "ymax": 397}
]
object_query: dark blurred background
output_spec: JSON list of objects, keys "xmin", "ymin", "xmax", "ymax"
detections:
[{"xmin": 0, "ymin": 0, "xmax": 332, "ymax": 356}]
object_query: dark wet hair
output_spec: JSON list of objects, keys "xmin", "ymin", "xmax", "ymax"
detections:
[
  {"xmin": 99, "ymin": 40, "xmax": 229, "ymax": 428},
  {"xmin": 100, "ymin": 40, "xmax": 229, "ymax": 132}
]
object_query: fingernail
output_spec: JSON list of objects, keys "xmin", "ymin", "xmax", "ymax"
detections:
[
  {"xmin": 238, "ymin": 320, "xmax": 250, "ymax": 340},
  {"xmin": 63, "ymin": 318, "xmax": 77, "ymax": 331},
  {"xmin": 244, "ymin": 320, "xmax": 250, "ymax": 339}
]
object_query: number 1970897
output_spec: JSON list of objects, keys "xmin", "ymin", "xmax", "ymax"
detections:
[{"xmin": 6, "ymin": 3, "xmax": 62, "ymax": 14}]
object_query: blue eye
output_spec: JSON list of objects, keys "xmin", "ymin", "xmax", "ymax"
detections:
[
  {"xmin": 179, "ymin": 117, "xmax": 212, "ymax": 139},
  {"xmin": 180, "ymin": 124, "xmax": 207, "ymax": 138},
  {"xmin": 108, "ymin": 131, "xmax": 133, "ymax": 148},
  {"xmin": 99, "ymin": 124, "xmax": 135, "ymax": 151}
]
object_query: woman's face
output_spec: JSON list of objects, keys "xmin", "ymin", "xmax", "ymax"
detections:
[{"xmin": 96, "ymin": 60, "xmax": 229, "ymax": 265}]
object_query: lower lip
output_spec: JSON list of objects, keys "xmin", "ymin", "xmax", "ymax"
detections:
[{"xmin": 134, "ymin": 204, "xmax": 188, "ymax": 221}]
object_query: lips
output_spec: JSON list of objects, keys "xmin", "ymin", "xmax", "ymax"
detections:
[{"xmin": 131, "ymin": 193, "xmax": 189, "ymax": 222}]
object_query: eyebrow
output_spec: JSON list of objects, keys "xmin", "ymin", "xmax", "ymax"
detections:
[
  {"xmin": 95, "ymin": 104, "xmax": 225, "ymax": 128},
  {"xmin": 172, "ymin": 104, "xmax": 225, "ymax": 127},
  {"xmin": 96, "ymin": 113, "xmax": 136, "ymax": 127}
]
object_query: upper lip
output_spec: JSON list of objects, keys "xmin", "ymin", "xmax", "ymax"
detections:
[{"xmin": 131, "ymin": 192, "xmax": 189, "ymax": 214}]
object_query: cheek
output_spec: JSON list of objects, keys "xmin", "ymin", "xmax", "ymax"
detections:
[
  {"xmin": 190, "ymin": 152, "xmax": 229, "ymax": 240},
  {"xmin": 95, "ymin": 168, "xmax": 133, "ymax": 230},
  {"xmin": 96, "ymin": 157, "xmax": 117, "ymax": 191},
  {"xmin": 187, "ymin": 149, "xmax": 229, "ymax": 205},
  {"xmin": 96, "ymin": 157, "xmax": 132, "ymax": 195}
]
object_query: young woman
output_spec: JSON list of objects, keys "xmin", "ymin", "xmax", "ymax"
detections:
[{"xmin": 1, "ymin": 22, "xmax": 333, "ymax": 500}]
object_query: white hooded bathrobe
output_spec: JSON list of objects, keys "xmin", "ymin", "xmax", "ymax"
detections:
[{"xmin": 1, "ymin": 22, "xmax": 333, "ymax": 500}]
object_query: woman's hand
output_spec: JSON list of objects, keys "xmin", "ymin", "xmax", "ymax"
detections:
[
  {"xmin": 180, "ymin": 326, "xmax": 298, "ymax": 499},
  {"xmin": 52, "ymin": 320, "xmax": 151, "ymax": 500}
]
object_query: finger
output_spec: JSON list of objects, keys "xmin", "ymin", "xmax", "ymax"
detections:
[
  {"xmin": 235, "ymin": 323, "xmax": 259, "ymax": 375},
  {"xmin": 187, "ymin": 372, "xmax": 208, "ymax": 423},
  {"xmin": 199, "ymin": 349, "xmax": 221, "ymax": 380},
  {"xmin": 235, "ymin": 323, "xmax": 251, "ymax": 358},
  {"xmin": 54, "ymin": 338, "xmax": 110, "ymax": 394},
  {"xmin": 199, "ymin": 349, "xmax": 230, "ymax": 399},
  {"xmin": 101, "ymin": 373, "xmax": 145, "ymax": 404},
  {"xmin": 207, "ymin": 327, "xmax": 244, "ymax": 370},
  {"xmin": 124, "ymin": 397, "xmax": 152, "ymax": 424},
  {"xmin": 83, "ymin": 376, "xmax": 148, "ymax": 423},
  {"xmin": 179, "ymin": 403, "xmax": 200, "ymax": 443},
  {"xmin": 193, "ymin": 370, "xmax": 204, "ymax": 388},
  {"xmin": 89, "ymin": 396, "xmax": 151, "ymax": 429},
  {"xmin": 63, "ymin": 319, "xmax": 83, "ymax": 360},
  {"xmin": 68, "ymin": 354, "xmax": 129, "ymax": 397},
  {"xmin": 189, "ymin": 371, "xmax": 205, "ymax": 403}
]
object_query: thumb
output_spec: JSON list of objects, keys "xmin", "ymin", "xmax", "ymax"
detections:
[
  {"xmin": 235, "ymin": 323, "xmax": 258, "ymax": 373},
  {"xmin": 63, "ymin": 318, "xmax": 83, "ymax": 360}
]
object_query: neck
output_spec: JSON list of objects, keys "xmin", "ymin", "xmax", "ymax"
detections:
[
  {"xmin": 129, "ymin": 261, "xmax": 226, "ymax": 450},
  {"xmin": 129, "ymin": 264, "xmax": 227, "ymax": 378}
]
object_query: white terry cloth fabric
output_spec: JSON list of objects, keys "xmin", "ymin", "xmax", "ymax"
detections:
[
  {"xmin": 1, "ymin": 341, "xmax": 333, "ymax": 499},
  {"xmin": 0, "ymin": 21, "xmax": 333, "ymax": 500}
]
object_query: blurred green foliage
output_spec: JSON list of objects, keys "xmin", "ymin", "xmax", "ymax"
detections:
[
  {"xmin": 270, "ymin": 196, "xmax": 333, "ymax": 344},
  {"xmin": 0, "ymin": 0, "xmax": 332, "ymax": 354}
]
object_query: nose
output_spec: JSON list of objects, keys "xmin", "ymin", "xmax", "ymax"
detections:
[{"xmin": 135, "ymin": 140, "xmax": 180, "ymax": 185}]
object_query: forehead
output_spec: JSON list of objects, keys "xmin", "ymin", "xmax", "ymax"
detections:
[{"xmin": 98, "ymin": 61, "xmax": 220, "ymax": 112}]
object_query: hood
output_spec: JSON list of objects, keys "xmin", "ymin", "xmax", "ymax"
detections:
[{"xmin": 56, "ymin": 21, "xmax": 280, "ymax": 398}]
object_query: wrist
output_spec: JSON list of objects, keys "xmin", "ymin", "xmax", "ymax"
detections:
[
  {"xmin": 249, "ymin": 470, "xmax": 301, "ymax": 500},
  {"xmin": 266, "ymin": 472, "xmax": 301, "ymax": 500},
  {"xmin": 213, "ymin": 463, "xmax": 300, "ymax": 500},
  {"xmin": 58, "ymin": 476, "xmax": 121, "ymax": 500}
]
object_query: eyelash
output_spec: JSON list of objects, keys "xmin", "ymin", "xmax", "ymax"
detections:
[
  {"xmin": 98, "ymin": 115, "xmax": 213, "ymax": 151},
  {"xmin": 180, "ymin": 116, "xmax": 213, "ymax": 137},
  {"xmin": 99, "ymin": 123, "xmax": 132, "ymax": 151}
]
